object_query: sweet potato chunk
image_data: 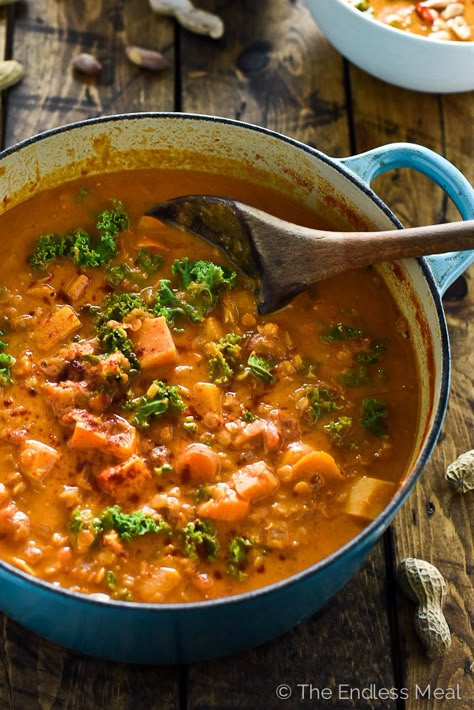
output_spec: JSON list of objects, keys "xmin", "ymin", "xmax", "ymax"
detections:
[
  {"xmin": 345, "ymin": 477, "xmax": 395, "ymax": 522},
  {"xmin": 231, "ymin": 461, "xmax": 279, "ymax": 502},
  {"xmin": 36, "ymin": 305, "xmax": 81, "ymax": 352},
  {"xmin": 69, "ymin": 411, "xmax": 137, "ymax": 460},
  {"xmin": 19, "ymin": 439, "xmax": 61, "ymax": 482},
  {"xmin": 291, "ymin": 451, "xmax": 343, "ymax": 484},
  {"xmin": 191, "ymin": 382, "xmax": 222, "ymax": 417},
  {"xmin": 198, "ymin": 483, "xmax": 249, "ymax": 522},
  {"xmin": 136, "ymin": 565, "xmax": 182, "ymax": 603},
  {"xmin": 132, "ymin": 316, "xmax": 178, "ymax": 370},
  {"xmin": 176, "ymin": 443, "xmax": 220, "ymax": 483},
  {"xmin": 63, "ymin": 273, "xmax": 90, "ymax": 302},
  {"xmin": 97, "ymin": 455, "xmax": 152, "ymax": 503}
]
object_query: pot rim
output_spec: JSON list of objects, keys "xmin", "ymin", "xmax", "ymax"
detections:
[{"xmin": 0, "ymin": 112, "xmax": 450, "ymax": 612}]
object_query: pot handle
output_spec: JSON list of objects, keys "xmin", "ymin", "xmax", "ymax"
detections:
[{"xmin": 338, "ymin": 143, "xmax": 474, "ymax": 295}]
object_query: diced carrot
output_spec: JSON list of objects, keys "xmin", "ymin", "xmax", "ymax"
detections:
[
  {"xmin": 36, "ymin": 305, "xmax": 81, "ymax": 352},
  {"xmin": 198, "ymin": 483, "xmax": 249, "ymax": 521},
  {"xmin": 19, "ymin": 439, "xmax": 61, "ymax": 482},
  {"xmin": 291, "ymin": 451, "xmax": 343, "ymax": 484},
  {"xmin": 231, "ymin": 461, "xmax": 279, "ymax": 502},
  {"xmin": 63, "ymin": 273, "xmax": 90, "ymax": 302},
  {"xmin": 191, "ymin": 382, "xmax": 222, "ymax": 418},
  {"xmin": 345, "ymin": 477, "xmax": 395, "ymax": 522},
  {"xmin": 132, "ymin": 316, "xmax": 178, "ymax": 370},
  {"xmin": 176, "ymin": 443, "xmax": 220, "ymax": 483},
  {"xmin": 69, "ymin": 411, "xmax": 137, "ymax": 460},
  {"xmin": 97, "ymin": 455, "xmax": 152, "ymax": 503}
]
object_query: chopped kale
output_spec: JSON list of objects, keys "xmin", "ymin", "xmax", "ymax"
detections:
[
  {"xmin": 247, "ymin": 351, "xmax": 275, "ymax": 384},
  {"xmin": 242, "ymin": 409, "xmax": 257, "ymax": 422},
  {"xmin": 182, "ymin": 519, "xmax": 219, "ymax": 561},
  {"xmin": 355, "ymin": 339, "xmax": 386, "ymax": 365},
  {"xmin": 96, "ymin": 292, "xmax": 148, "ymax": 329},
  {"xmin": 155, "ymin": 258, "xmax": 237, "ymax": 324},
  {"xmin": 29, "ymin": 202, "xmax": 128, "ymax": 270},
  {"xmin": 307, "ymin": 385, "xmax": 342, "ymax": 422},
  {"xmin": 361, "ymin": 397, "xmax": 388, "ymax": 437},
  {"xmin": 337, "ymin": 363, "xmax": 370, "ymax": 387},
  {"xmin": 324, "ymin": 416, "xmax": 353, "ymax": 447},
  {"xmin": 0, "ymin": 334, "xmax": 14, "ymax": 387},
  {"xmin": 135, "ymin": 247, "xmax": 162, "ymax": 276},
  {"xmin": 194, "ymin": 486, "xmax": 212, "ymax": 504},
  {"xmin": 128, "ymin": 380, "xmax": 186, "ymax": 428},
  {"xmin": 320, "ymin": 323, "xmax": 365, "ymax": 343},
  {"xmin": 208, "ymin": 332, "xmax": 242, "ymax": 384},
  {"xmin": 154, "ymin": 279, "xmax": 201, "ymax": 323},
  {"xmin": 96, "ymin": 323, "xmax": 139, "ymax": 371},
  {"xmin": 100, "ymin": 505, "xmax": 170, "ymax": 541},
  {"xmin": 227, "ymin": 536, "xmax": 253, "ymax": 578}
]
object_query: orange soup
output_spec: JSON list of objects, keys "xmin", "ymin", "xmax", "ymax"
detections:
[
  {"xmin": 0, "ymin": 170, "xmax": 419, "ymax": 603},
  {"xmin": 349, "ymin": 0, "xmax": 473, "ymax": 41}
]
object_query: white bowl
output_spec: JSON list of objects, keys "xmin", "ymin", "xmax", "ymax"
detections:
[{"xmin": 307, "ymin": 0, "xmax": 474, "ymax": 93}]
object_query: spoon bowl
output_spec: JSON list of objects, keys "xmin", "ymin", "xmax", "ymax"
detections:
[{"xmin": 148, "ymin": 195, "xmax": 474, "ymax": 313}]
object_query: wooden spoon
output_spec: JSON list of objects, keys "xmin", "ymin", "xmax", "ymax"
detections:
[{"xmin": 147, "ymin": 196, "xmax": 474, "ymax": 314}]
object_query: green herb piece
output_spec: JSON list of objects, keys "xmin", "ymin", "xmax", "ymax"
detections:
[
  {"xmin": 0, "ymin": 334, "xmax": 14, "ymax": 387},
  {"xmin": 105, "ymin": 263, "xmax": 135, "ymax": 288},
  {"xmin": 183, "ymin": 416, "xmax": 198, "ymax": 433},
  {"xmin": 129, "ymin": 380, "xmax": 186, "ymax": 428},
  {"xmin": 361, "ymin": 397, "xmax": 388, "ymax": 437},
  {"xmin": 307, "ymin": 385, "xmax": 342, "ymax": 422},
  {"xmin": 182, "ymin": 519, "xmax": 219, "ymax": 561},
  {"xmin": 242, "ymin": 409, "xmax": 257, "ymax": 422},
  {"xmin": 320, "ymin": 323, "xmax": 364, "ymax": 343},
  {"xmin": 324, "ymin": 416, "xmax": 353, "ymax": 447},
  {"xmin": 154, "ymin": 463, "xmax": 173, "ymax": 476},
  {"xmin": 75, "ymin": 186, "xmax": 89, "ymax": 203},
  {"xmin": 247, "ymin": 351, "xmax": 275, "ymax": 383},
  {"xmin": 135, "ymin": 247, "xmax": 162, "ymax": 276},
  {"xmin": 100, "ymin": 505, "xmax": 170, "ymax": 541},
  {"xmin": 29, "ymin": 202, "xmax": 128, "ymax": 270},
  {"xmin": 105, "ymin": 570, "xmax": 116, "ymax": 591},
  {"xmin": 227, "ymin": 536, "xmax": 253, "ymax": 578},
  {"xmin": 194, "ymin": 486, "xmax": 212, "ymax": 504},
  {"xmin": 96, "ymin": 292, "xmax": 147, "ymax": 329},
  {"xmin": 154, "ymin": 279, "xmax": 201, "ymax": 324},
  {"xmin": 337, "ymin": 363, "xmax": 370, "ymax": 387},
  {"xmin": 208, "ymin": 332, "xmax": 242, "ymax": 384},
  {"xmin": 96, "ymin": 323, "xmax": 139, "ymax": 371},
  {"xmin": 355, "ymin": 339, "xmax": 386, "ymax": 365},
  {"xmin": 69, "ymin": 507, "xmax": 100, "ymax": 536}
]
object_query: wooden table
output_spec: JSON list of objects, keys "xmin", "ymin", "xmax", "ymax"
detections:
[{"xmin": 0, "ymin": 2, "xmax": 473, "ymax": 708}]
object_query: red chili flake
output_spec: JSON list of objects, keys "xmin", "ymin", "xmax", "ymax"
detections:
[{"xmin": 415, "ymin": 3, "xmax": 437, "ymax": 23}]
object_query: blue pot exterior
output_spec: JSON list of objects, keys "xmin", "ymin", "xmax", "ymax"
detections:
[{"xmin": 0, "ymin": 114, "xmax": 472, "ymax": 664}]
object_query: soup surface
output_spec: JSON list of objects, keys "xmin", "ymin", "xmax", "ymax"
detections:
[
  {"xmin": 0, "ymin": 170, "xmax": 418, "ymax": 603},
  {"xmin": 349, "ymin": 0, "xmax": 473, "ymax": 41}
]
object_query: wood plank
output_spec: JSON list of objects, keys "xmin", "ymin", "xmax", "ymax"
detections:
[
  {"xmin": 4, "ymin": 0, "xmax": 175, "ymax": 147},
  {"xmin": 180, "ymin": 0, "xmax": 349, "ymax": 156},
  {"xmin": 349, "ymin": 70, "xmax": 474, "ymax": 705},
  {"xmin": 0, "ymin": 2, "xmax": 180, "ymax": 707},
  {"xmin": 181, "ymin": 3, "xmax": 397, "ymax": 706}
]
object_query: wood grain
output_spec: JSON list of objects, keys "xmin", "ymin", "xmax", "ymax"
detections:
[
  {"xmin": 0, "ymin": 2, "xmax": 180, "ymax": 708},
  {"xmin": 4, "ymin": 0, "xmax": 175, "ymax": 147},
  {"xmin": 349, "ymin": 67, "xmax": 474, "ymax": 706},
  {"xmin": 181, "ymin": 3, "xmax": 397, "ymax": 706}
]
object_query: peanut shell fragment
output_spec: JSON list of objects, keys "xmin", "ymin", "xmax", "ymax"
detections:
[
  {"xmin": 446, "ymin": 448, "xmax": 474, "ymax": 493},
  {"xmin": 72, "ymin": 53, "xmax": 103, "ymax": 76},
  {"xmin": 149, "ymin": 0, "xmax": 224, "ymax": 40},
  {"xmin": 125, "ymin": 46, "xmax": 169, "ymax": 72},
  {"xmin": 0, "ymin": 59, "xmax": 24, "ymax": 92},
  {"xmin": 398, "ymin": 558, "xmax": 451, "ymax": 659}
]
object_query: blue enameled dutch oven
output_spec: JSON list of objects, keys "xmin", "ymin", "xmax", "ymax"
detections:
[{"xmin": 0, "ymin": 114, "xmax": 473, "ymax": 664}]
